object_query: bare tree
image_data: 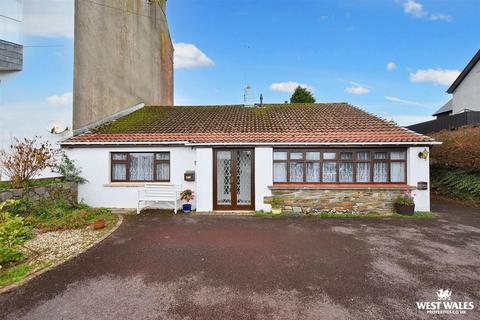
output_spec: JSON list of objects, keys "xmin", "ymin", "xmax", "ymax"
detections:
[{"xmin": 0, "ymin": 137, "xmax": 58, "ymax": 187}]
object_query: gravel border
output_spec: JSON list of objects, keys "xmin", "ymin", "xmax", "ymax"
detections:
[{"xmin": 0, "ymin": 214, "xmax": 123, "ymax": 294}]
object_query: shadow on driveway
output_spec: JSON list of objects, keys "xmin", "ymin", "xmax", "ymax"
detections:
[{"xmin": 1, "ymin": 200, "xmax": 479, "ymax": 319}]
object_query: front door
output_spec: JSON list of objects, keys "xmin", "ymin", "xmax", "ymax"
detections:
[{"xmin": 214, "ymin": 149, "xmax": 255, "ymax": 210}]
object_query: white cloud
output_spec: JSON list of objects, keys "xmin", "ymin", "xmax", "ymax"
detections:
[
  {"xmin": 386, "ymin": 62, "xmax": 397, "ymax": 71},
  {"xmin": 269, "ymin": 81, "xmax": 313, "ymax": 93},
  {"xmin": 429, "ymin": 13, "xmax": 453, "ymax": 22},
  {"xmin": 47, "ymin": 92, "xmax": 73, "ymax": 106},
  {"xmin": 389, "ymin": 115, "xmax": 435, "ymax": 126},
  {"xmin": 410, "ymin": 68, "xmax": 460, "ymax": 86},
  {"xmin": 403, "ymin": 0, "xmax": 427, "ymax": 18},
  {"xmin": 385, "ymin": 96, "xmax": 428, "ymax": 107},
  {"xmin": 174, "ymin": 43, "xmax": 214, "ymax": 69},
  {"xmin": 344, "ymin": 81, "xmax": 370, "ymax": 95},
  {"xmin": 23, "ymin": 0, "xmax": 74, "ymax": 38},
  {"xmin": 402, "ymin": 0, "xmax": 452, "ymax": 22}
]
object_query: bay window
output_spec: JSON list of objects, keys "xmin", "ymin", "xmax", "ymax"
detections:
[
  {"xmin": 273, "ymin": 149, "xmax": 407, "ymax": 184},
  {"xmin": 111, "ymin": 152, "xmax": 170, "ymax": 182}
]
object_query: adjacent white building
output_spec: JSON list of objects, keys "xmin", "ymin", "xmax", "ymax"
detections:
[{"xmin": 433, "ymin": 49, "xmax": 480, "ymax": 117}]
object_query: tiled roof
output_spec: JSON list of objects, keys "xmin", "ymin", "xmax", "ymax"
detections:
[{"xmin": 63, "ymin": 104, "xmax": 434, "ymax": 144}]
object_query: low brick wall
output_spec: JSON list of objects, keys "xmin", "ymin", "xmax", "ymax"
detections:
[
  {"xmin": 0, "ymin": 182, "xmax": 78, "ymax": 204},
  {"xmin": 266, "ymin": 187, "xmax": 411, "ymax": 214}
]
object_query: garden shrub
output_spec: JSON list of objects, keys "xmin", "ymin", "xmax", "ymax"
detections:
[
  {"xmin": 0, "ymin": 137, "xmax": 58, "ymax": 188},
  {"xmin": 0, "ymin": 246, "xmax": 25, "ymax": 264},
  {"xmin": 0, "ymin": 199, "xmax": 37, "ymax": 217},
  {"xmin": 431, "ymin": 166, "xmax": 480, "ymax": 204},
  {"xmin": 430, "ymin": 126, "xmax": 480, "ymax": 171},
  {"xmin": 54, "ymin": 152, "xmax": 87, "ymax": 184},
  {"xmin": 0, "ymin": 213, "xmax": 33, "ymax": 248},
  {"xmin": 22, "ymin": 201, "xmax": 113, "ymax": 232},
  {"xmin": 0, "ymin": 199, "xmax": 114, "ymax": 232},
  {"xmin": 0, "ymin": 212, "xmax": 32, "ymax": 265}
]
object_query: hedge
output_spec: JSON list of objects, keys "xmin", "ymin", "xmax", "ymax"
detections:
[
  {"xmin": 430, "ymin": 126, "xmax": 480, "ymax": 171},
  {"xmin": 431, "ymin": 166, "xmax": 480, "ymax": 205}
]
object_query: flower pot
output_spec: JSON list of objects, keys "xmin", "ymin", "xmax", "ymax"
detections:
[
  {"xmin": 395, "ymin": 204, "xmax": 415, "ymax": 216},
  {"xmin": 92, "ymin": 219, "xmax": 106, "ymax": 230},
  {"xmin": 271, "ymin": 208, "xmax": 282, "ymax": 215},
  {"xmin": 182, "ymin": 203, "xmax": 192, "ymax": 213}
]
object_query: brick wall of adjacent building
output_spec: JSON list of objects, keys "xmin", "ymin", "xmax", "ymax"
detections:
[
  {"xmin": 265, "ymin": 187, "xmax": 410, "ymax": 214},
  {"xmin": 0, "ymin": 182, "xmax": 78, "ymax": 204}
]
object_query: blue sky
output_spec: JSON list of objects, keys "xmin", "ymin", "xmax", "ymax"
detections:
[{"xmin": 0, "ymin": 0, "xmax": 479, "ymax": 147}]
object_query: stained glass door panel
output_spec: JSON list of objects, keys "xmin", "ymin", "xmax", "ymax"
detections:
[
  {"xmin": 214, "ymin": 149, "xmax": 254, "ymax": 210},
  {"xmin": 236, "ymin": 150, "xmax": 252, "ymax": 205},
  {"xmin": 216, "ymin": 151, "xmax": 232, "ymax": 206}
]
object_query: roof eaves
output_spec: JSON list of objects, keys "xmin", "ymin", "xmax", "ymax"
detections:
[
  {"xmin": 447, "ymin": 49, "xmax": 480, "ymax": 94},
  {"xmin": 432, "ymin": 99, "xmax": 453, "ymax": 116}
]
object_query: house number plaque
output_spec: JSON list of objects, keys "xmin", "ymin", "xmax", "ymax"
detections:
[{"xmin": 417, "ymin": 181, "xmax": 428, "ymax": 190}]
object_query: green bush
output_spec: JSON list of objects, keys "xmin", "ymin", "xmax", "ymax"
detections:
[
  {"xmin": 24, "ymin": 202, "xmax": 113, "ymax": 232},
  {"xmin": 393, "ymin": 190, "xmax": 415, "ymax": 206},
  {"xmin": 1, "ymin": 199, "xmax": 114, "ymax": 232},
  {"xmin": 0, "ymin": 246, "xmax": 25, "ymax": 264},
  {"xmin": 431, "ymin": 166, "xmax": 480, "ymax": 204},
  {"xmin": 0, "ymin": 213, "xmax": 33, "ymax": 248},
  {"xmin": 54, "ymin": 153, "xmax": 87, "ymax": 184},
  {"xmin": 0, "ymin": 199, "xmax": 37, "ymax": 217}
]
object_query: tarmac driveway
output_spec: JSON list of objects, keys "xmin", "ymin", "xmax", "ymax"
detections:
[{"xmin": 1, "ymin": 199, "xmax": 479, "ymax": 319}]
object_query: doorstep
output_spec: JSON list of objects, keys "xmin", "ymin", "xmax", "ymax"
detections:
[
  {"xmin": 194, "ymin": 211, "xmax": 255, "ymax": 216},
  {"xmin": 108, "ymin": 208, "xmax": 137, "ymax": 215}
]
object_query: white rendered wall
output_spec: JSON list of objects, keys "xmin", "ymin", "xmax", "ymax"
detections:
[
  {"xmin": 255, "ymin": 147, "xmax": 273, "ymax": 211},
  {"xmin": 452, "ymin": 60, "xmax": 480, "ymax": 113},
  {"xmin": 65, "ymin": 147, "xmax": 195, "ymax": 209},
  {"xmin": 407, "ymin": 147, "xmax": 430, "ymax": 211},
  {"xmin": 195, "ymin": 148, "xmax": 213, "ymax": 212}
]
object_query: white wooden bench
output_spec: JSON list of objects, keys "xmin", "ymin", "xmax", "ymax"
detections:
[{"xmin": 137, "ymin": 183, "xmax": 182, "ymax": 214}]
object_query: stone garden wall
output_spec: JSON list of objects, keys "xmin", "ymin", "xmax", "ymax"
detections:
[
  {"xmin": 266, "ymin": 187, "xmax": 409, "ymax": 214},
  {"xmin": 0, "ymin": 182, "xmax": 78, "ymax": 204}
]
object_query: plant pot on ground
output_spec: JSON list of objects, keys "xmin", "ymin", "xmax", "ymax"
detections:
[
  {"xmin": 394, "ymin": 204, "xmax": 415, "ymax": 216},
  {"xmin": 271, "ymin": 207, "xmax": 282, "ymax": 215},
  {"xmin": 270, "ymin": 197, "xmax": 284, "ymax": 215},
  {"xmin": 394, "ymin": 190, "xmax": 415, "ymax": 215},
  {"xmin": 179, "ymin": 189, "xmax": 195, "ymax": 213},
  {"xmin": 92, "ymin": 219, "xmax": 106, "ymax": 230}
]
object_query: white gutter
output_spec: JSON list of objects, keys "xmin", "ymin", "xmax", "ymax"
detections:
[
  {"xmin": 60, "ymin": 141, "xmax": 189, "ymax": 146},
  {"xmin": 61, "ymin": 141, "xmax": 441, "ymax": 147},
  {"xmin": 185, "ymin": 141, "xmax": 441, "ymax": 146}
]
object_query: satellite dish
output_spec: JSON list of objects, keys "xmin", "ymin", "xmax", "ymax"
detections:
[{"xmin": 47, "ymin": 120, "xmax": 69, "ymax": 134}]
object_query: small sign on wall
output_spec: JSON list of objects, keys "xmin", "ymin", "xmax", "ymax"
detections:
[
  {"xmin": 417, "ymin": 181, "xmax": 428, "ymax": 190},
  {"xmin": 184, "ymin": 171, "xmax": 195, "ymax": 182}
]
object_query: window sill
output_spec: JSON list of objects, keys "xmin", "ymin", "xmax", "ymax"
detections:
[
  {"xmin": 270, "ymin": 183, "xmax": 415, "ymax": 190},
  {"xmin": 104, "ymin": 182, "xmax": 147, "ymax": 187}
]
